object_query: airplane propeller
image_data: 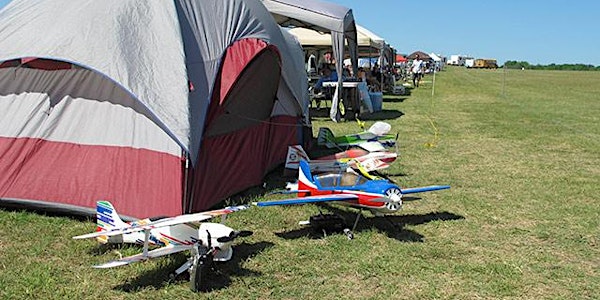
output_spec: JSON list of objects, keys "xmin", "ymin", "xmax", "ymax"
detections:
[
  {"xmin": 216, "ymin": 230, "xmax": 253, "ymax": 243},
  {"xmin": 384, "ymin": 187, "xmax": 403, "ymax": 211}
]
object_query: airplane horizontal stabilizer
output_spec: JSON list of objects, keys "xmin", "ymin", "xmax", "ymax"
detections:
[
  {"xmin": 93, "ymin": 245, "xmax": 190, "ymax": 268},
  {"xmin": 402, "ymin": 185, "xmax": 451, "ymax": 194},
  {"xmin": 254, "ymin": 194, "xmax": 358, "ymax": 207}
]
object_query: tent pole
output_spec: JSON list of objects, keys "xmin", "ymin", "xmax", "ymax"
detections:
[
  {"xmin": 182, "ymin": 151, "xmax": 193, "ymax": 214},
  {"xmin": 379, "ymin": 48, "xmax": 384, "ymax": 92},
  {"xmin": 432, "ymin": 69, "xmax": 436, "ymax": 97}
]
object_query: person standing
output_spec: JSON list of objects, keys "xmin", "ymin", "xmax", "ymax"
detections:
[{"xmin": 411, "ymin": 55, "xmax": 424, "ymax": 87}]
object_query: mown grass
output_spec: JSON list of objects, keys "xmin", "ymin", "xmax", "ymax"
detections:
[{"xmin": 1, "ymin": 67, "xmax": 599, "ymax": 299}]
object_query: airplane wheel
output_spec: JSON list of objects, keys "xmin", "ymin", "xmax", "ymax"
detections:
[{"xmin": 343, "ymin": 228, "xmax": 354, "ymax": 240}]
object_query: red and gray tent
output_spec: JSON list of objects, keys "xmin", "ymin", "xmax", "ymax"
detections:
[{"xmin": 0, "ymin": 0, "xmax": 310, "ymax": 218}]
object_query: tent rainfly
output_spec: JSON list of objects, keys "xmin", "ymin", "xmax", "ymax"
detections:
[
  {"xmin": 261, "ymin": 0, "xmax": 358, "ymax": 121},
  {"xmin": 0, "ymin": 0, "xmax": 310, "ymax": 219}
]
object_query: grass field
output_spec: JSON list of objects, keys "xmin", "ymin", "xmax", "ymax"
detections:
[{"xmin": 1, "ymin": 67, "xmax": 599, "ymax": 299}]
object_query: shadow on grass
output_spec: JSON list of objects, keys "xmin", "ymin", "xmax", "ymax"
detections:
[
  {"xmin": 359, "ymin": 109, "xmax": 404, "ymax": 121},
  {"xmin": 383, "ymin": 96, "xmax": 409, "ymax": 103},
  {"xmin": 308, "ymin": 106, "xmax": 339, "ymax": 118},
  {"xmin": 275, "ymin": 205, "xmax": 464, "ymax": 242},
  {"xmin": 308, "ymin": 106, "xmax": 405, "ymax": 123},
  {"xmin": 114, "ymin": 241, "xmax": 274, "ymax": 293}
]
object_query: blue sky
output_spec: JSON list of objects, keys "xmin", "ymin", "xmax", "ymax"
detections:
[
  {"xmin": 329, "ymin": 0, "xmax": 600, "ymax": 65},
  {"xmin": 1, "ymin": 0, "xmax": 598, "ymax": 65}
]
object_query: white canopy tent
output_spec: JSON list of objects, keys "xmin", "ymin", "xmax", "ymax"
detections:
[
  {"xmin": 287, "ymin": 24, "xmax": 385, "ymax": 57},
  {"xmin": 262, "ymin": 0, "xmax": 358, "ymax": 121},
  {"xmin": 356, "ymin": 24, "xmax": 385, "ymax": 56}
]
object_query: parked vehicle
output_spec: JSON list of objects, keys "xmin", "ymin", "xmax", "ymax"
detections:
[
  {"xmin": 465, "ymin": 58, "xmax": 475, "ymax": 68},
  {"xmin": 447, "ymin": 55, "xmax": 465, "ymax": 66},
  {"xmin": 473, "ymin": 59, "xmax": 498, "ymax": 69}
]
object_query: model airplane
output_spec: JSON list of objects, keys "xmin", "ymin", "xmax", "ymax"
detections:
[
  {"xmin": 255, "ymin": 160, "xmax": 450, "ymax": 238},
  {"xmin": 284, "ymin": 143, "xmax": 398, "ymax": 174},
  {"xmin": 317, "ymin": 121, "xmax": 397, "ymax": 149},
  {"xmin": 73, "ymin": 201, "xmax": 252, "ymax": 292}
]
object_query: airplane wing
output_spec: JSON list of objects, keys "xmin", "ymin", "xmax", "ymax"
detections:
[
  {"xmin": 93, "ymin": 244, "xmax": 191, "ymax": 268},
  {"xmin": 74, "ymin": 204, "xmax": 250, "ymax": 240},
  {"xmin": 357, "ymin": 141, "xmax": 387, "ymax": 152},
  {"xmin": 254, "ymin": 194, "xmax": 358, "ymax": 207},
  {"xmin": 353, "ymin": 157, "xmax": 389, "ymax": 172},
  {"xmin": 401, "ymin": 185, "xmax": 451, "ymax": 194}
]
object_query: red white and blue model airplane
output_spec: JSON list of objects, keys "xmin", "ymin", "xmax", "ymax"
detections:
[
  {"xmin": 73, "ymin": 201, "xmax": 252, "ymax": 292},
  {"xmin": 255, "ymin": 160, "xmax": 450, "ymax": 238}
]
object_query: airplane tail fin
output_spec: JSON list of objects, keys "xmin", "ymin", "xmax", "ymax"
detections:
[
  {"xmin": 317, "ymin": 127, "xmax": 336, "ymax": 148},
  {"xmin": 297, "ymin": 160, "xmax": 314, "ymax": 191},
  {"xmin": 95, "ymin": 201, "xmax": 129, "ymax": 243},
  {"xmin": 285, "ymin": 145, "xmax": 311, "ymax": 170}
]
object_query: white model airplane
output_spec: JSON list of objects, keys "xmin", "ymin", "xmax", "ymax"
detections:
[
  {"xmin": 317, "ymin": 121, "xmax": 397, "ymax": 149},
  {"xmin": 73, "ymin": 201, "xmax": 252, "ymax": 292}
]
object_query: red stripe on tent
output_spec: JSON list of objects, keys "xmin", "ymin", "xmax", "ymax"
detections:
[
  {"xmin": 0, "ymin": 59, "xmax": 20, "ymax": 68},
  {"xmin": 190, "ymin": 115, "xmax": 303, "ymax": 211},
  {"xmin": 0, "ymin": 137, "xmax": 183, "ymax": 218},
  {"xmin": 23, "ymin": 58, "xmax": 72, "ymax": 70},
  {"xmin": 0, "ymin": 58, "xmax": 72, "ymax": 70}
]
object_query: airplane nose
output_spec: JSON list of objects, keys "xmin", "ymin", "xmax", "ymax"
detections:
[
  {"xmin": 384, "ymin": 187, "xmax": 403, "ymax": 211},
  {"xmin": 388, "ymin": 193, "xmax": 401, "ymax": 202}
]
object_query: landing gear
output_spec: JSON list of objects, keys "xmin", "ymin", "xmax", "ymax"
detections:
[
  {"xmin": 189, "ymin": 245, "xmax": 213, "ymax": 292},
  {"xmin": 305, "ymin": 212, "xmax": 357, "ymax": 240}
]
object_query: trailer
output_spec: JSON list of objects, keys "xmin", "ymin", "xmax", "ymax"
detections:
[
  {"xmin": 473, "ymin": 59, "xmax": 498, "ymax": 69},
  {"xmin": 465, "ymin": 58, "xmax": 475, "ymax": 68},
  {"xmin": 447, "ymin": 55, "xmax": 465, "ymax": 66}
]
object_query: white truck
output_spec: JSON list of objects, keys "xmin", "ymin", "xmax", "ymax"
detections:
[{"xmin": 447, "ymin": 55, "xmax": 465, "ymax": 66}]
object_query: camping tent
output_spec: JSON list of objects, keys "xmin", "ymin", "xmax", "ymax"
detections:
[
  {"xmin": 261, "ymin": 0, "xmax": 358, "ymax": 121},
  {"xmin": 0, "ymin": 0, "xmax": 310, "ymax": 218}
]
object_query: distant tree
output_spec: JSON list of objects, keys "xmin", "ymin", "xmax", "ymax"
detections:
[
  {"xmin": 503, "ymin": 61, "xmax": 598, "ymax": 71},
  {"xmin": 504, "ymin": 61, "xmax": 530, "ymax": 69}
]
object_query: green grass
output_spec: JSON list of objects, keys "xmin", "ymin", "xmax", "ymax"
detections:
[{"xmin": 1, "ymin": 67, "xmax": 599, "ymax": 299}]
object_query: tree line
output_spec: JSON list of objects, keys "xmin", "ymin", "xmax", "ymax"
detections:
[{"xmin": 504, "ymin": 61, "xmax": 600, "ymax": 71}]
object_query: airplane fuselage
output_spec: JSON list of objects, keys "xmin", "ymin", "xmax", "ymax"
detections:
[
  {"xmin": 112, "ymin": 222, "xmax": 236, "ymax": 260},
  {"xmin": 298, "ymin": 171, "xmax": 401, "ymax": 214}
]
